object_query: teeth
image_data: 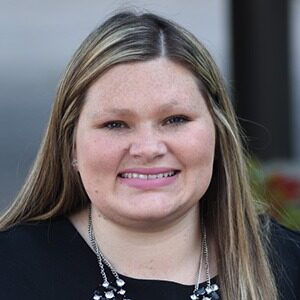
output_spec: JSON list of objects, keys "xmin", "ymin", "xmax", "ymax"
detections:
[{"xmin": 120, "ymin": 171, "xmax": 177, "ymax": 179}]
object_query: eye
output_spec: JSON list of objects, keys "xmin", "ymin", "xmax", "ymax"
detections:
[
  {"xmin": 102, "ymin": 120, "xmax": 128, "ymax": 130},
  {"xmin": 163, "ymin": 115, "xmax": 190, "ymax": 126}
]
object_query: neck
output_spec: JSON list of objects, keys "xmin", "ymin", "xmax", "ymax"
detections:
[{"xmin": 70, "ymin": 204, "xmax": 213, "ymax": 285}]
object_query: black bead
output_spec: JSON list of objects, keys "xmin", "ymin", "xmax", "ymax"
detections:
[
  {"xmin": 114, "ymin": 294, "xmax": 124, "ymax": 300},
  {"xmin": 105, "ymin": 283, "xmax": 117, "ymax": 292},
  {"xmin": 195, "ymin": 287, "xmax": 206, "ymax": 297},
  {"xmin": 210, "ymin": 291, "xmax": 220, "ymax": 299}
]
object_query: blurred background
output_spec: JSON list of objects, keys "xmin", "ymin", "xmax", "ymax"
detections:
[{"xmin": 0, "ymin": 0, "xmax": 299, "ymax": 227}]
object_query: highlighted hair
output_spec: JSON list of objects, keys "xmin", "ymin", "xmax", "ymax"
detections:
[{"xmin": 1, "ymin": 11, "xmax": 278, "ymax": 300}]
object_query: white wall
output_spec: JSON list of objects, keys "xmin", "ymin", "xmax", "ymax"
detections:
[{"xmin": 0, "ymin": 0, "xmax": 231, "ymax": 208}]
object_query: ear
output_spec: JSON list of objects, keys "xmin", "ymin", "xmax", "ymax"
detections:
[
  {"xmin": 71, "ymin": 129, "xmax": 78, "ymax": 169},
  {"xmin": 72, "ymin": 159, "xmax": 78, "ymax": 168}
]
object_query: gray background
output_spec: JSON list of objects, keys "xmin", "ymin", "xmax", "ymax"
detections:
[
  {"xmin": 1, "ymin": 0, "xmax": 299, "ymax": 211},
  {"xmin": 0, "ymin": 0, "xmax": 231, "ymax": 209}
]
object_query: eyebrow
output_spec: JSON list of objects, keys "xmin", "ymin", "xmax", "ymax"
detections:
[
  {"xmin": 90, "ymin": 100, "xmax": 199, "ymax": 121},
  {"xmin": 155, "ymin": 100, "xmax": 199, "ymax": 113},
  {"xmin": 103, "ymin": 100, "xmax": 196, "ymax": 114},
  {"xmin": 157, "ymin": 100, "xmax": 181, "ymax": 112},
  {"xmin": 102, "ymin": 108, "xmax": 134, "ymax": 116}
]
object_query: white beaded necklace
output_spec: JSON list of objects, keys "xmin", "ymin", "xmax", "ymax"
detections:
[{"xmin": 88, "ymin": 205, "xmax": 219, "ymax": 300}]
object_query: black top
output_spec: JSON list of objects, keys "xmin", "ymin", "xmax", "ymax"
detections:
[{"xmin": 0, "ymin": 216, "xmax": 299, "ymax": 300}]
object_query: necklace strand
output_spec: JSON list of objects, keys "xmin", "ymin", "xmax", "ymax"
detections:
[{"xmin": 88, "ymin": 204, "xmax": 219, "ymax": 300}]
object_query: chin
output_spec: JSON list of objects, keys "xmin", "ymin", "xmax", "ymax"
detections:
[{"xmin": 113, "ymin": 202, "xmax": 196, "ymax": 229}]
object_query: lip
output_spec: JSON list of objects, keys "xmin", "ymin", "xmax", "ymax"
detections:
[
  {"xmin": 119, "ymin": 167, "xmax": 178, "ymax": 175},
  {"xmin": 118, "ymin": 167, "xmax": 180, "ymax": 190}
]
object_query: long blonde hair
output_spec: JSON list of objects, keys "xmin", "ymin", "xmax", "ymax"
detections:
[{"xmin": 0, "ymin": 11, "xmax": 277, "ymax": 299}]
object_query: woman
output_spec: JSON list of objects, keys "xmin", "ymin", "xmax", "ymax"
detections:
[{"xmin": 0, "ymin": 11, "xmax": 299, "ymax": 300}]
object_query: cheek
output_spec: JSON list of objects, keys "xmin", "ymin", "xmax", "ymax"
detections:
[
  {"xmin": 76, "ymin": 134, "xmax": 126, "ymax": 201},
  {"xmin": 181, "ymin": 127, "xmax": 215, "ymax": 198},
  {"xmin": 76, "ymin": 134, "xmax": 125, "ymax": 176},
  {"xmin": 178, "ymin": 126, "xmax": 215, "ymax": 168}
]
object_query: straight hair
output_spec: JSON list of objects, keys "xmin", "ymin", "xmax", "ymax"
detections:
[{"xmin": 0, "ymin": 11, "xmax": 278, "ymax": 300}]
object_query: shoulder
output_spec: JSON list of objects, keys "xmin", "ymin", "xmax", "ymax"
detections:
[
  {"xmin": 0, "ymin": 216, "xmax": 70, "ymax": 270},
  {"xmin": 0, "ymin": 215, "xmax": 85, "ymax": 267},
  {"xmin": 0, "ymin": 216, "xmax": 77, "ymax": 297},
  {"xmin": 262, "ymin": 217, "xmax": 300, "ymax": 299},
  {"xmin": 0, "ymin": 215, "xmax": 99, "ymax": 299},
  {"xmin": 267, "ymin": 217, "xmax": 300, "ymax": 259},
  {"xmin": 0, "ymin": 215, "xmax": 71, "ymax": 250}
]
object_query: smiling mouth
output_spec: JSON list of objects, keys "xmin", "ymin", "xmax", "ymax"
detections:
[{"xmin": 118, "ymin": 170, "xmax": 180, "ymax": 180}]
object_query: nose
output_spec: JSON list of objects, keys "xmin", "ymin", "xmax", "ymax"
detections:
[{"xmin": 129, "ymin": 129, "xmax": 167, "ymax": 161}]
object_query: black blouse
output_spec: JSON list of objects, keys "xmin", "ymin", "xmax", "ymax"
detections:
[{"xmin": 0, "ymin": 215, "xmax": 299, "ymax": 299}]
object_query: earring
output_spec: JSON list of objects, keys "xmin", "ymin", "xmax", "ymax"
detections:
[{"xmin": 72, "ymin": 159, "xmax": 78, "ymax": 167}]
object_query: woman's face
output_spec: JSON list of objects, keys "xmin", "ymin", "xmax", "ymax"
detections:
[{"xmin": 75, "ymin": 58, "xmax": 216, "ymax": 228}]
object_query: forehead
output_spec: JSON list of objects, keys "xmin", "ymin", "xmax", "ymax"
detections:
[{"xmin": 84, "ymin": 58, "xmax": 205, "ymax": 111}]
